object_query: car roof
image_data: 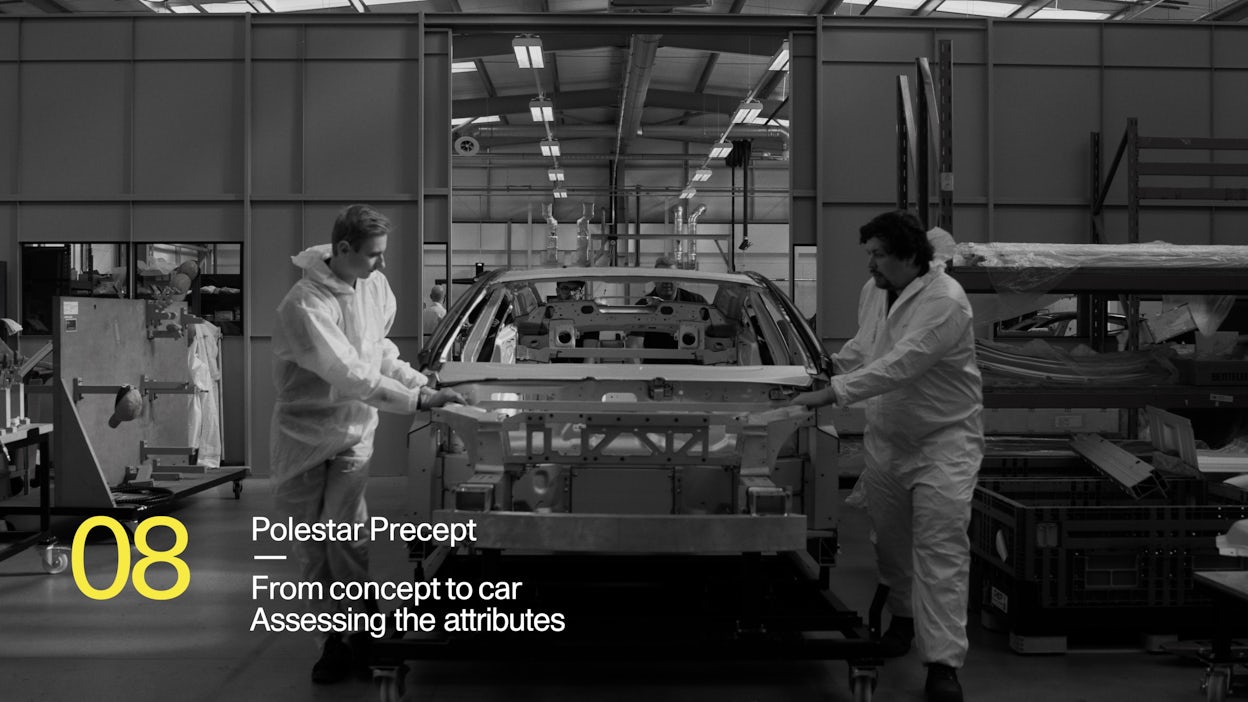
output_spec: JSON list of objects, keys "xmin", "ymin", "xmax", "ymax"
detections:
[{"xmin": 493, "ymin": 266, "xmax": 762, "ymax": 286}]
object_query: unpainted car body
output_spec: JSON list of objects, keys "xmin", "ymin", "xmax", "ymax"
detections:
[{"xmin": 408, "ymin": 267, "xmax": 836, "ymax": 558}]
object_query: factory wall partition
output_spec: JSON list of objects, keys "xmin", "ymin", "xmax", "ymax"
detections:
[{"xmin": 0, "ymin": 15, "xmax": 1246, "ymax": 475}]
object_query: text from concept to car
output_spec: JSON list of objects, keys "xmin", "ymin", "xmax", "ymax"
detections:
[{"xmin": 250, "ymin": 516, "xmax": 567, "ymax": 637}]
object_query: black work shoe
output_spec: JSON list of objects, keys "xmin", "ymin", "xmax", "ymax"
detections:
[
  {"xmin": 925, "ymin": 663, "xmax": 964, "ymax": 702},
  {"xmin": 311, "ymin": 634, "xmax": 352, "ymax": 685},
  {"xmin": 878, "ymin": 616, "xmax": 915, "ymax": 657},
  {"xmin": 348, "ymin": 632, "xmax": 375, "ymax": 681}
]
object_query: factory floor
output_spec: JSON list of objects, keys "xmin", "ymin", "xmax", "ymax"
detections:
[{"xmin": 0, "ymin": 477, "xmax": 1228, "ymax": 702}]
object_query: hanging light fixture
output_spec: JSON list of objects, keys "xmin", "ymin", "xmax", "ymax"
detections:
[
  {"xmin": 529, "ymin": 97, "xmax": 554, "ymax": 123},
  {"xmin": 512, "ymin": 35, "xmax": 545, "ymax": 69},
  {"xmin": 691, "ymin": 168, "xmax": 712, "ymax": 182},
  {"xmin": 547, "ymin": 167, "xmax": 565, "ymax": 182},
  {"xmin": 680, "ymin": 188, "xmax": 696, "ymax": 199},
  {"xmin": 553, "ymin": 186, "xmax": 568, "ymax": 199},
  {"xmin": 540, "ymin": 139, "xmax": 561, "ymax": 157},
  {"xmin": 709, "ymin": 141, "xmax": 732, "ymax": 159},
  {"xmin": 732, "ymin": 99, "xmax": 764, "ymax": 125}
]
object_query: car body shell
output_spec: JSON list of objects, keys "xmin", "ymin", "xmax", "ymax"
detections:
[{"xmin": 407, "ymin": 267, "xmax": 838, "ymax": 557}]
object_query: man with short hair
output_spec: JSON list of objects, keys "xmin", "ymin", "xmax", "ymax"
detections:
[
  {"xmin": 270, "ymin": 203, "xmax": 467, "ymax": 684},
  {"xmin": 639, "ymin": 256, "xmax": 707, "ymax": 304},
  {"xmin": 423, "ymin": 284, "xmax": 446, "ymax": 335},
  {"xmin": 793, "ymin": 209, "xmax": 983, "ymax": 702}
]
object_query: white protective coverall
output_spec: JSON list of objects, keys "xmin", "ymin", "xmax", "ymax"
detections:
[
  {"xmin": 829, "ymin": 263, "xmax": 983, "ymax": 668},
  {"xmin": 270, "ymin": 244, "xmax": 428, "ymax": 632}
]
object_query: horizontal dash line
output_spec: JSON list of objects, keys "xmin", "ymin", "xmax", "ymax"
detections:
[{"xmin": 253, "ymin": 555, "xmax": 288, "ymax": 560}]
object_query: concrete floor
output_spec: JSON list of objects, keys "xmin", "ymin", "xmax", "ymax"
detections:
[{"xmin": 0, "ymin": 477, "xmax": 1227, "ymax": 702}]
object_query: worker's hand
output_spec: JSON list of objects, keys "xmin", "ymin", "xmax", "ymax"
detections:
[
  {"xmin": 425, "ymin": 388, "xmax": 471, "ymax": 409},
  {"xmin": 791, "ymin": 387, "xmax": 835, "ymax": 408}
]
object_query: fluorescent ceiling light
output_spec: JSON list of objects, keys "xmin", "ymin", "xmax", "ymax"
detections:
[
  {"xmin": 680, "ymin": 188, "xmax": 696, "ymax": 200},
  {"xmin": 540, "ymin": 139, "xmax": 561, "ymax": 157},
  {"xmin": 553, "ymin": 186, "xmax": 568, "ymax": 199},
  {"xmin": 547, "ymin": 168, "xmax": 565, "ymax": 182},
  {"xmin": 768, "ymin": 42, "xmax": 790, "ymax": 72},
  {"xmin": 856, "ymin": 0, "xmax": 925, "ymax": 8},
  {"xmin": 529, "ymin": 97, "xmax": 554, "ymax": 123},
  {"xmin": 692, "ymin": 168, "xmax": 712, "ymax": 182},
  {"xmin": 512, "ymin": 36, "xmax": 544, "ymax": 70},
  {"xmin": 452, "ymin": 61, "xmax": 477, "ymax": 74},
  {"xmin": 1032, "ymin": 7, "xmax": 1110, "ymax": 18},
  {"xmin": 732, "ymin": 99, "xmax": 763, "ymax": 125},
  {"xmin": 936, "ymin": 0, "xmax": 1020, "ymax": 17},
  {"xmin": 203, "ymin": 2, "xmax": 256, "ymax": 12},
  {"xmin": 451, "ymin": 115, "xmax": 500, "ymax": 127},
  {"xmin": 262, "ymin": 0, "xmax": 348, "ymax": 10},
  {"xmin": 709, "ymin": 141, "xmax": 732, "ymax": 159}
]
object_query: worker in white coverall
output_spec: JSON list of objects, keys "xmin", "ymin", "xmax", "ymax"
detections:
[
  {"xmin": 793, "ymin": 210, "xmax": 983, "ymax": 702},
  {"xmin": 270, "ymin": 204, "xmax": 467, "ymax": 685}
]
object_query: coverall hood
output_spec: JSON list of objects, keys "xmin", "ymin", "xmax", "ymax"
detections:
[{"xmin": 269, "ymin": 245, "xmax": 427, "ymax": 485}]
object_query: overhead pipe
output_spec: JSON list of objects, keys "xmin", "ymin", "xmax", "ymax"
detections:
[
  {"xmin": 542, "ymin": 203, "xmax": 559, "ymax": 267},
  {"xmin": 613, "ymin": 34, "xmax": 662, "ymax": 180}
]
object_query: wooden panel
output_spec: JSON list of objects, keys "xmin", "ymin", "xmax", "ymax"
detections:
[
  {"xmin": 19, "ymin": 19, "xmax": 131, "ymax": 61},
  {"xmin": 1213, "ymin": 28, "xmax": 1248, "ymax": 69},
  {"xmin": 131, "ymin": 204, "xmax": 244, "ymax": 242},
  {"xmin": 134, "ymin": 17, "xmax": 243, "ymax": 60},
  {"xmin": 1104, "ymin": 25, "xmax": 1210, "ymax": 68},
  {"xmin": 253, "ymin": 24, "xmax": 303, "ymax": 60},
  {"xmin": 133, "ymin": 62, "xmax": 244, "ymax": 195},
  {"xmin": 248, "ymin": 205, "xmax": 303, "ymax": 337},
  {"xmin": 993, "ymin": 67, "xmax": 1100, "ymax": 203},
  {"xmin": 252, "ymin": 61, "xmax": 302, "ymax": 195},
  {"xmin": 0, "ymin": 23, "xmax": 15, "ymax": 60},
  {"xmin": 992, "ymin": 208, "xmax": 1090, "ymax": 245},
  {"xmin": 992, "ymin": 22, "xmax": 1100, "ymax": 66},
  {"xmin": 19, "ymin": 205, "xmax": 128, "ymax": 241},
  {"xmin": 248, "ymin": 337, "xmax": 274, "ymax": 477},
  {"xmin": 0, "ymin": 65, "xmax": 15, "ymax": 195},
  {"xmin": 304, "ymin": 61, "xmax": 417, "ymax": 195},
  {"xmin": 818, "ymin": 63, "xmax": 898, "ymax": 203},
  {"xmin": 820, "ymin": 27, "xmax": 932, "ymax": 64},
  {"xmin": 306, "ymin": 25, "xmax": 417, "ymax": 60},
  {"xmin": 1214, "ymin": 71, "xmax": 1248, "ymax": 137},
  {"xmin": 20, "ymin": 63, "xmax": 128, "ymax": 196}
]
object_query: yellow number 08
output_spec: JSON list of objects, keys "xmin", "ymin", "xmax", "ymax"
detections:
[{"xmin": 71, "ymin": 516, "xmax": 190, "ymax": 601}]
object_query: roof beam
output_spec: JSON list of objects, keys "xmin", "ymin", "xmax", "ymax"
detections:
[
  {"xmin": 1198, "ymin": 0, "xmax": 1248, "ymax": 20},
  {"xmin": 454, "ymin": 89, "xmax": 782, "ymax": 120},
  {"xmin": 24, "ymin": 0, "xmax": 72, "ymax": 11},
  {"xmin": 1008, "ymin": 0, "xmax": 1053, "ymax": 18},
  {"xmin": 912, "ymin": 0, "xmax": 944, "ymax": 16},
  {"xmin": 815, "ymin": 0, "xmax": 846, "ymax": 13}
]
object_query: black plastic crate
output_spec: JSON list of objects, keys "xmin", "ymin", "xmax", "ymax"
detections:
[{"xmin": 970, "ymin": 477, "xmax": 1248, "ymax": 614}]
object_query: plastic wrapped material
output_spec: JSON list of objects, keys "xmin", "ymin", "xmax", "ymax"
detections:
[
  {"xmin": 953, "ymin": 242, "xmax": 1248, "ymax": 295},
  {"xmin": 954, "ymin": 242, "xmax": 1248, "ymax": 269},
  {"xmin": 975, "ymin": 338, "xmax": 1178, "ymax": 387}
]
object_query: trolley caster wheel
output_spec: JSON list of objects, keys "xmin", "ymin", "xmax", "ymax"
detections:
[
  {"xmin": 1204, "ymin": 667, "xmax": 1230, "ymax": 702},
  {"xmin": 232, "ymin": 481, "xmax": 243, "ymax": 499},
  {"xmin": 848, "ymin": 665, "xmax": 878, "ymax": 702},
  {"xmin": 38, "ymin": 545, "xmax": 70, "ymax": 574},
  {"xmin": 373, "ymin": 665, "xmax": 403, "ymax": 702}
]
